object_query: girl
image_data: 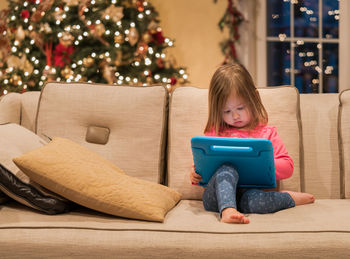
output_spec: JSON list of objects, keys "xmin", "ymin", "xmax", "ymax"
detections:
[{"xmin": 190, "ymin": 63, "xmax": 315, "ymax": 224}]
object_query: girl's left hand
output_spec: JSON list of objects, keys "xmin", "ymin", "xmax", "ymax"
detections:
[{"xmin": 190, "ymin": 164, "xmax": 202, "ymax": 185}]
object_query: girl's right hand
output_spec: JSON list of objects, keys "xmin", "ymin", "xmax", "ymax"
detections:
[{"xmin": 190, "ymin": 164, "xmax": 202, "ymax": 185}]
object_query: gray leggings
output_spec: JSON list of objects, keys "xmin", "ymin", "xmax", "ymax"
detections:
[{"xmin": 202, "ymin": 163, "xmax": 295, "ymax": 215}]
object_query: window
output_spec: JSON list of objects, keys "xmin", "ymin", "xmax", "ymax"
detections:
[
  {"xmin": 266, "ymin": 0, "xmax": 339, "ymax": 93},
  {"xmin": 254, "ymin": 0, "xmax": 350, "ymax": 94}
]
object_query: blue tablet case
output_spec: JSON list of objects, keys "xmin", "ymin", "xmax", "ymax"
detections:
[{"xmin": 191, "ymin": 136, "xmax": 276, "ymax": 188}]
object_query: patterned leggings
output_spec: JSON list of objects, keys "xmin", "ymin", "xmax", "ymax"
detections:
[{"xmin": 202, "ymin": 163, "xmax": 295, "ymax": 215}]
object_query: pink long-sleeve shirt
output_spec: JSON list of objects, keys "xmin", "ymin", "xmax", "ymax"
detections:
[{"xmin": 205, "ymin": 125, "xmax": 293, "ymax": 180}]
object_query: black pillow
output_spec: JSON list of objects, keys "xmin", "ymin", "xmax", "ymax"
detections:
[{"xmin": 0, "ymin": 163, "xmax": 71, "ymax": 214}]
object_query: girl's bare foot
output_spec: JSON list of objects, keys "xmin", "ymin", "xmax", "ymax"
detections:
[
  {"xmin": 281, "ymin": 190, "xmax": 315, "ymax": 206},
  {"xmin": 221, "ymin": 207, "xmax": 250, "ymax": 224}
]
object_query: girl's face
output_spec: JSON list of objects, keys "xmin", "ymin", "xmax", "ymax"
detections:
[{"xmin": 222, "ymin": 92, "xmax": 251, "ymax": 129}]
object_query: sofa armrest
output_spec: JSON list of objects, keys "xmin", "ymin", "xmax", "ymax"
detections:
[{"xmin": 0, "ymin": 93, "xmax": 21, "ymax": 125}]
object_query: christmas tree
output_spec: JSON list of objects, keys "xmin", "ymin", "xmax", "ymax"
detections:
[{"xmin": 0, "ymin": 0, "xmax": 188, "ymax": 96}]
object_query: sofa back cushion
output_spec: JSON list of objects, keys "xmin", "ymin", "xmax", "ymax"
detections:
[
  {"xmin": 339, "ymin": 89, "xmax": 350, "ymax": 198},
  {"xmin": 35, "ymin": 83, "xmax": 168, "ymax": 183},
  {"xmin": 0, "ymin": 93, "xmax": 21, "ymax": 125},
  {"xmin": 300, "ymin": 94, "xmax": 341, "ymax": 198},
  {"xmin": 21, "ymin": 91, "xmax": 41, "ymax": 132},
  {"xmin": 168, "ymin": 86, "xmax": 301, "ymax": 199}
]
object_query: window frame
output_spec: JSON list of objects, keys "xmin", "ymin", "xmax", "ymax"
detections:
[{"xmin": 255, "ymin": 0, "xmax": 350, "ymax": 93}]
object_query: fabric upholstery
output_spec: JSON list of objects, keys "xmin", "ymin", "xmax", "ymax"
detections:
[
  {"xmin": 339, "ymin": 89, "xmax": 350, "ymax": 198},
  {"xmin": 300, "ymin": 94, "xmax": 340, "ymax": 198},
  {"xmin": 168, "ymin": 86, "xmax": 302, "ymax": 199},
  {"xmin": 35, "ymin": 83, "xmax": 168, "ymax": 184},
  {"xmin": 20, "ymin": 91, "xmax": 41, "ymax": 132},
  {"xmin": 0, "ymin": 93, "xmax": 21, "ymax": 125},
  {"xmin": 0, "ymin": 123, "xmax": 70, "ymax": 214},
  {"xmin": 13, "ymin": 137, "xmax": 181, "ymax": 222},
  {"xmin": 0, "ymin": 200, "xmax": 350, "ymax": 258}
]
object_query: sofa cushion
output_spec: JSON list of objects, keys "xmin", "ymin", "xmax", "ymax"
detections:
[
  {"xmin": 300, "ymin": 94, "xmax": 340, "ymax": 198},
  {"xmin": 0, "ymin": 93, "xmax": 21, "ymax": 125},
  {"xmin": 20, "ymin": 91, "xmax": 41, "ymax": 132},
  {"xmin": 35, "ymin": 83, "xmax": 168, "ymax": 184},
  {"xmin": 168, "ymin": 86, "xmax": 301, "ymax": 199},
  {"xmin": 0, "ymin": 123, "xmax": 70, "ymax": 214},
  {"xmin": 13, "ymin": 137, "xmax": 182, "ymax": 222},
  {"xmin": 0, "ymin": 200, "xmax": 350, "ymax": 258},
  {"xmin": 339, "ymin": 89, "xmax": 350, "ymax": 198}
]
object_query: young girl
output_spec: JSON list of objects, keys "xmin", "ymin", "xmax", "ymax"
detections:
[{"xmin": 190, "ymin": 63, "xmax": 315, "ymax": 224}]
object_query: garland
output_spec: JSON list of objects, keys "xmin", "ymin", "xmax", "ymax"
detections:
[{"xmin": 214, "ymin": 0, "xmax": 245, "ymax": 64}]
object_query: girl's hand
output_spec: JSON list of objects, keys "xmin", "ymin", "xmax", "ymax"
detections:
[{"xmin": 190, "ymin": 164, "xmax": 202, "ymax": 185}]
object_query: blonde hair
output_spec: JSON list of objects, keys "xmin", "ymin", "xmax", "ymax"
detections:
[{"xmin": 204, "ymin": 63, "xmax": 268, "ymax": 134}]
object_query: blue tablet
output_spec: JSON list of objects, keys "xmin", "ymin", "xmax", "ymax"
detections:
[{"xmin": 191, "ymin": 136, "xmax": 276, "ymax": 188}]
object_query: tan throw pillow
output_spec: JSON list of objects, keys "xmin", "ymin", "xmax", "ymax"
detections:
[
  {"xmin": 0, "ymin": 123, "xmax": 71, "ymax": 214},
  {"xmin": 13, "ymin": 137, "xmax": 182, "ymax": 222}
]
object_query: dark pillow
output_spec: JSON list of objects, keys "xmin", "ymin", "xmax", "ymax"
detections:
[
  {"xmin": 0, "ymin": 164, "xmax": 70, "ymax": 214},
  {"xmin": 0, "ymin": 190, "xmax": 8, "ymax": 204},
  {"xmin": 0, "ymin": 123, "xmax": 70, "ymax": 214}
]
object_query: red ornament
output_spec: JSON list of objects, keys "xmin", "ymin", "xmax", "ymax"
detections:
[
  {"xmin": 156, "ymin": 58, "xmax": 164, "ymax": 68},
  {"xmin": 53, "ymin": 43, "xmax": 74, "ymax": 68},
  {"xmin": 170, "ymin": 77, "xmax": 177, "ymax": 85},
  {"xmin": 21, "ymin": 10, "xmax": 30, "ymax": 19},
  {"xmin": 137, "ymin": 0, "xmax": 144, "ymax": 12},
  {"xmin": 152, "ymin": 31, "xmax": 165, "ymax": 45}
]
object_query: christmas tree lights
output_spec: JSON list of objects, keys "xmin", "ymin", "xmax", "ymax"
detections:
[{"xmin": 0, "ymin": 0, "xmax": 188, "ymax": 96}]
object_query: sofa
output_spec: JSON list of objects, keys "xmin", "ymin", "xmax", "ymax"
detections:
[{"xmin": 0, "ymin": 82, "xmax": 350, "ymax": 258}]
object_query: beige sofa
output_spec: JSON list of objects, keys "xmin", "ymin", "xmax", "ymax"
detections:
[{"xmin": 0, "ymin": 82, "xmax": 350, "ymax": 258}]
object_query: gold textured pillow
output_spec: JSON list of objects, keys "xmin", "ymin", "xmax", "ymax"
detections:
[{"xmin": 13, "ymin": 137, "xmax": 181, "ymax": 222}]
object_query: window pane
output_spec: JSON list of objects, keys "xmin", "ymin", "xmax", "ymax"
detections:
[
  {"xmin": 323, "ymin": 0, "xmax": 339, "ymax": 38},
  {"xmin": 294, "ymin": 0, "xmax": 319, "ymax": 38},
  {"xmin": 323, "ymin": 43, "xmax": 338, "ymax": 93},
  {"xmin": 294, "ymin": 42, "xmax": 319, "ymax": 93},
  {"xmin": 267, "ymin": 0, "xmax": 290, "ymax": 37},
  {"xmin": 267, "ymin": 42, "xmax": 290, "ymax": 86}
]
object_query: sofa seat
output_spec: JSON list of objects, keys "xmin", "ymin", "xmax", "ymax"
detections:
[{"xmin": 1, "ymin": 200, "xmax": 350, "ymax": 258}]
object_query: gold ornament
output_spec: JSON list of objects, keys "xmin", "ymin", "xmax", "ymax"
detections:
[
  {"xmin": 142, "ymin": 33, "xmax": 152, "ymax": 43},
  {"xmin": 102, "ymin": 65, "xmax": 116, "ymax": 84},
  {"xmin": 146, "ymin": 77, "xmax": 153, "ymax": 85},
  {"xmin": 103, "ymin": 6, "xmax": 124, "ymax": 22},
  {"xmin": 114, "ymin": 34, "xmax": 124, "ymax": 44},
  {"xmin": 61, "ymin": 66, "xmax": 74, "ymax": 79},
  {"xmin": 43, "ymin": 66, "xmax": 56, "ymax": 82},
  {"xmin": 83, "ymin": 57, "xmax": 94, "ymax": 67},
  {"xmin": 53, "ymin": 8, "xmax": 64, "ymax": 22},
  {"xmin": 6, "ymin": 56, "xmax": 22, "ymax": 69},
  {"xmin": 6, "ymin": 55, "xmax": 33, "ymax": 74},
  {"xmin": 136, "ymin": 42, "xmax": 148, "ymax": 56},
  {"xmin": 147, "ymin": 20, "xmax": 158, "ymax": 34},
  {"xmin": 128, "ymin": 27, "xmax": 139, "ymax": 46},
  {"xmin": 15, "ymin": 26, "xmax": 26, "ymax": 41},
  {"xmin": 10, "ymin": 74, "xmax": 21, "ymax": 85},
  {"xmin": 63, "ymin": 0, "xmax": 79, "ymax": 6},
  {"xmin": 178, "ymin": 78, "xmax": 185, "ymax": 85},
  {"xmin": 29, "ymin": 31, "xmax": 44, "ymax": 50},
  {"xmin": 40, "ymin": 23, "xmax": 52, "ymax": 33},
  {"xmin": 28, "ymin": 80, "xmax": 35, "ymax": 87},
  {"xmin": 123, "ymin": 0, "xmax": 134, "ymax": 8},
  {"xmin": 91, "ymin": 24, "xmax": 106, "ymax": 37},
  {"xmin": 114, "ymin": 51, "xmax": 123, "ymax": 66},
  {"xmin": 59, "ymin": 32, "xmax": 74, "ymax": 47}
]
